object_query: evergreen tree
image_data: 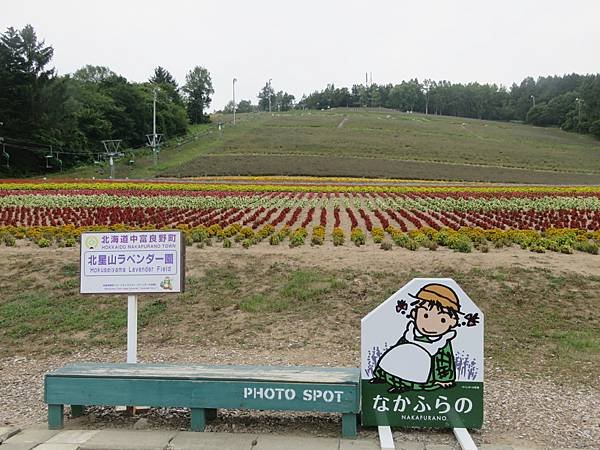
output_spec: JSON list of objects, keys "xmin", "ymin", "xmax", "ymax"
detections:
[{"xmin": 182, "ymin": 66, "xmax": 213, "ymax": 124}]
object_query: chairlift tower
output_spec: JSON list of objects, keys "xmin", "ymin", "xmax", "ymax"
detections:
[
  {"xmin": 102, "ymin": 139, "xmax": 123, "ymax": 179},
  {"xmin": 55, "ymin": 152, "xmax": 63, "ymax": 172}
]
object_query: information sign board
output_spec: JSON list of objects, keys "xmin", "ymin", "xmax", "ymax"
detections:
[
  {"xmin": 80, "ymin": 231, "xmax": 185, "ymax": 294},
  {"xmin": 361, "ymin": 278, "xmax": 483, "ymax": 428}
]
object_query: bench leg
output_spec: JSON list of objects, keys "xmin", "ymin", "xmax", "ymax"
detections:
[
  {"xmin": 190, "ymin": 408, "xmax": 206, "ymax": 432},
  {"xmin": 341, "ymin": 413, "xmax": 357, "ymax": 439},
  {"xmin": 206, "ymin": 408, "xmax": 217, "ymax": 422},
  {"xmin": 71, "ymin": 405, "xmax": 85, "ymax": 418},
  {"xmin": 48, "ymin": 404, "xmax": 64, "ymax": 430}
]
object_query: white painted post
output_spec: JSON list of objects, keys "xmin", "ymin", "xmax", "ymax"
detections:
[
  {"xmin": 127, "ymin": 295, "xmax": 138, "ymax": 364},
  {"xmin": 453, "ymin": 428, "xmax": 478, "ymax": 450},
  {"xmin": 378, "ymin": 426, "xmax": 395, "ymax": 449}
]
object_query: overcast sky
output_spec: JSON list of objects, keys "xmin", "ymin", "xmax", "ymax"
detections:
[{"xmin": 3, "ymin": 0, "xmax": 599, "ymax": 110}]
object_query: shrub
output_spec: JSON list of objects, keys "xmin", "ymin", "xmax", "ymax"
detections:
[
  {"xmin": 332, "ymin": 227, "xmax": 345, "ymax": 246},
  {"xmin": 404, "ymin": 239, "xmax": 419, "ymax": 251},
  {"xmin": 371, "ymin": 227, "xmax": 385, "ymax": 244},
  {"xmin": 435, "ymin": 229, "xmax": 452, "ymax": 246},
  {"xmin": 559, "ymin": 245, "xmax": 573, "ymax": 254},
  {"xmin": 239, "ymin": 226, "xmax": 254, "ymax": 239},
  {"xmin": 208, "ymin": 224, "xmax": 222, "ymax": 237},
  {"xmin": 290, "ymin": 227, "xmax": 307, "ymax": 247},
  {"xmin": 494, "ymin": 237, "xmax": 512, "ymax": 248},
  {"xmin": 222, "ymin": 238, "xmax": 232, "ymax": 248},
  {"xmin": 351, "ymin": 228, "xmax": 366, "ymax": 246},
  {"xmin": 380, "ymin": 241, "xmax": 393, "ymax": 251},
  {"xmin": 278, "ymin": 225, "xmax": 291, "ymax": 238},
  {"xmin": 392, "ymin": 232, "xmax": 409, "ymax": 247},
  {"xmin": 257, "ymin": 224, "xmax": 275, "ymax": 240},
  {"xmin": 530, "ymin": 243, "xmax": 546, "ymax": 253},
  {"xmin": 311, "ymin": 226, "xmax": 325, "ymax": 246},
  {"xmin": 574, "ymin": 240, "xmax": 599, "ymax": 255},
  {"xmin": 269, "ymin": 234, "xmax": 281, "ymax": 245},
  {"xmin": 58, "ymin": 237, "xmax": 76, "ymax": 248},
  {"xmin": 424, "ymin": 239, "xmax": 438, "ymax": 251},
  {"xmin": 2, "ymin": 233, "xmax": 16, "ymax": 246},
  {"xmin": 36, "ymin": 237, "xmax": 51, "ymax": 248},
  {"xmin": 223, "ymin": 223, "xmax": 241, "ymax": 237},
  {"xmin": 450, "ymin": 237, "xmax": 472, "ymax": 253}
]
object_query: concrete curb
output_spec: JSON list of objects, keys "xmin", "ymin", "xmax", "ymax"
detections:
[{"xmin": 1, "ymin": 428, "xmax": 595, "ymax": 450}]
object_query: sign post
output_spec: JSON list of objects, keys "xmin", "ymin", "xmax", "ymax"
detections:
[
  {"xmin": 80, "ymin": 230, "xmax": 185, "ymax": 296},
  {"xmin": 80, "ymin": 230, "xmax": 185, "ymax": 363},
  {"xmin": 361, "ymin": 278, "xmax": 484, "ymax": 448},
  {"xmin": 80, "ymin": 230, "xmax": 186, "ymax": 412},
  {"xmin": 127, "ymin": 295, "xmax": 138, "ymax": 364}
]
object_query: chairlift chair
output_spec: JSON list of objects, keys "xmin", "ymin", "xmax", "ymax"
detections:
[{"xmin": 44, "ymin": 153, "xmax": 54, "ymax": 169}]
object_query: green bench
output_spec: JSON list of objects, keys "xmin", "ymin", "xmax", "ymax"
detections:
[{"xmin": 44, "ymin": 363, "xmax": 361, "ymax": 438}]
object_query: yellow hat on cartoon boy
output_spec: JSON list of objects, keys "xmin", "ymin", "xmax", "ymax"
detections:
[{"xmin": 409, "ymin": 283, "xmax": 460, "ymax": 311}]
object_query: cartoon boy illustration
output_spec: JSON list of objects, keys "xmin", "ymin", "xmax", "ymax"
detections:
[
  {"xmin": 371, "ymin": 283, "xmax": 460, "ymax": 393},
  {"xmin": 160, "ymin": 276, "xmax": 173, "ymax": 290}
]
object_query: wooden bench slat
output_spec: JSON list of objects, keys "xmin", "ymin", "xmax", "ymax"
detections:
[
  {"xmin": 45, "ymin": 363, "xmax": 361, "ymax": 438},
  {"xmin": 46, "ymin": 363, "xmax": 360, "ymax": 384},
  {"xmin": 45, "ymin": 378, "xmax": 359, "ymax": 413}
]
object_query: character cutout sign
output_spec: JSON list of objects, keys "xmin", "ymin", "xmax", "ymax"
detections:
[{"xmin": 361, "ymin": 278, "xmax": 483, "ymax": 428}]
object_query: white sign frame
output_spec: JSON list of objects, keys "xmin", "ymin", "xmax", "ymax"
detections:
[
  {"xmin": 80, "ymin": 230, "xmax": 186, "ymax": 294},
  {"xmin": 361, "ymin": 278, "xmax": 484, "ymax": 430}
]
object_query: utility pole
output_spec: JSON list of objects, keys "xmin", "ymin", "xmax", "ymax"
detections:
[
  {"xmin": 147, "ymin": 88, "xmax": 162, "ymax": 166},
  {"xmin": 0, "ymin": 122, "xmax": 6, "ymax": 168},
  {"xmin": 153, "ymin": 89, "xmax": 158, "ymax": 165},
  {"xmin": 423, "ymin": 80, "xmax": 430, "ymax": 115},
  {"xmin": 233, "ymin": 77, "xmax": 237, "ymax": 125},
  {"xmin": 268, "ymin": 78, "xmax": 272, "ymax": 113},
  {"xmin": 576, "ymin": 97, "xmax": 583, "ymax": 127}
]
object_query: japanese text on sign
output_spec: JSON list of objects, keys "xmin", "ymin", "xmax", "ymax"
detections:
[{"xmin": 80, "ymin": 231, "xmax": 185, "ymax": 294}]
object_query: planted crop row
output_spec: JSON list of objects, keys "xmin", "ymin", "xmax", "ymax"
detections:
[{"xmin": 1, "ymin": 180, "xmax": 600, "ymax": 253}]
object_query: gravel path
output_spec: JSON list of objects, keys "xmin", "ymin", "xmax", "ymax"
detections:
[{"xmin": 1, "ymin": 345, "xmax": 598, "ymax": 449}]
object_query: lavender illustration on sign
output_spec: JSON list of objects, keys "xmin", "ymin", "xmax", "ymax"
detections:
[
  {"xmin": 365, "ymin": 343, "xmax": 389, "ymax": 378},
  {"xmin": 455, "ymin": 351, "xmax": 478, "ymax": 381}
]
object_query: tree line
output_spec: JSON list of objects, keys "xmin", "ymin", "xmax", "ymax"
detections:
[
  {"xmin": 0, "ymin": 25, "xmax": 214, "ymax": 174},
  {"xmin": 222, "ymin": 81, "xmax": 296, "ymax": 114},
  {"xmin": 225, "ymin": 74, "xmax": 600, "ymax": 140},
  {"xmin": 298, "ymin": 75, "xmax": 600, "ymax": 138}
]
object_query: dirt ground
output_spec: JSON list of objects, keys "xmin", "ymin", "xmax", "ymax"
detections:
[{"xmin": 1, "ymin": 243, "xmax": 599, "ymax": 449}]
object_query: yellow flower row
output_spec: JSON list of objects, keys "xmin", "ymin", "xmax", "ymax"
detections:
[
  {"xmin": 1, "ymin": 224, "xmax": 598, "ymax": 254},
  {"xmin": 3, "ymin": 180, "xmax": 600, "ymax": 195}
]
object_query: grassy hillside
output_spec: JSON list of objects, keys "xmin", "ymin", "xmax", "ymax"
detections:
[{"xmin": 59, "ymin": 109, "xmax": 600, "ymax": 183}]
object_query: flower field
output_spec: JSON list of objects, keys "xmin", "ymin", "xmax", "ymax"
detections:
[{"xmin": 1, "ymin": 178, "xmax": 600, "ymax": 254}]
